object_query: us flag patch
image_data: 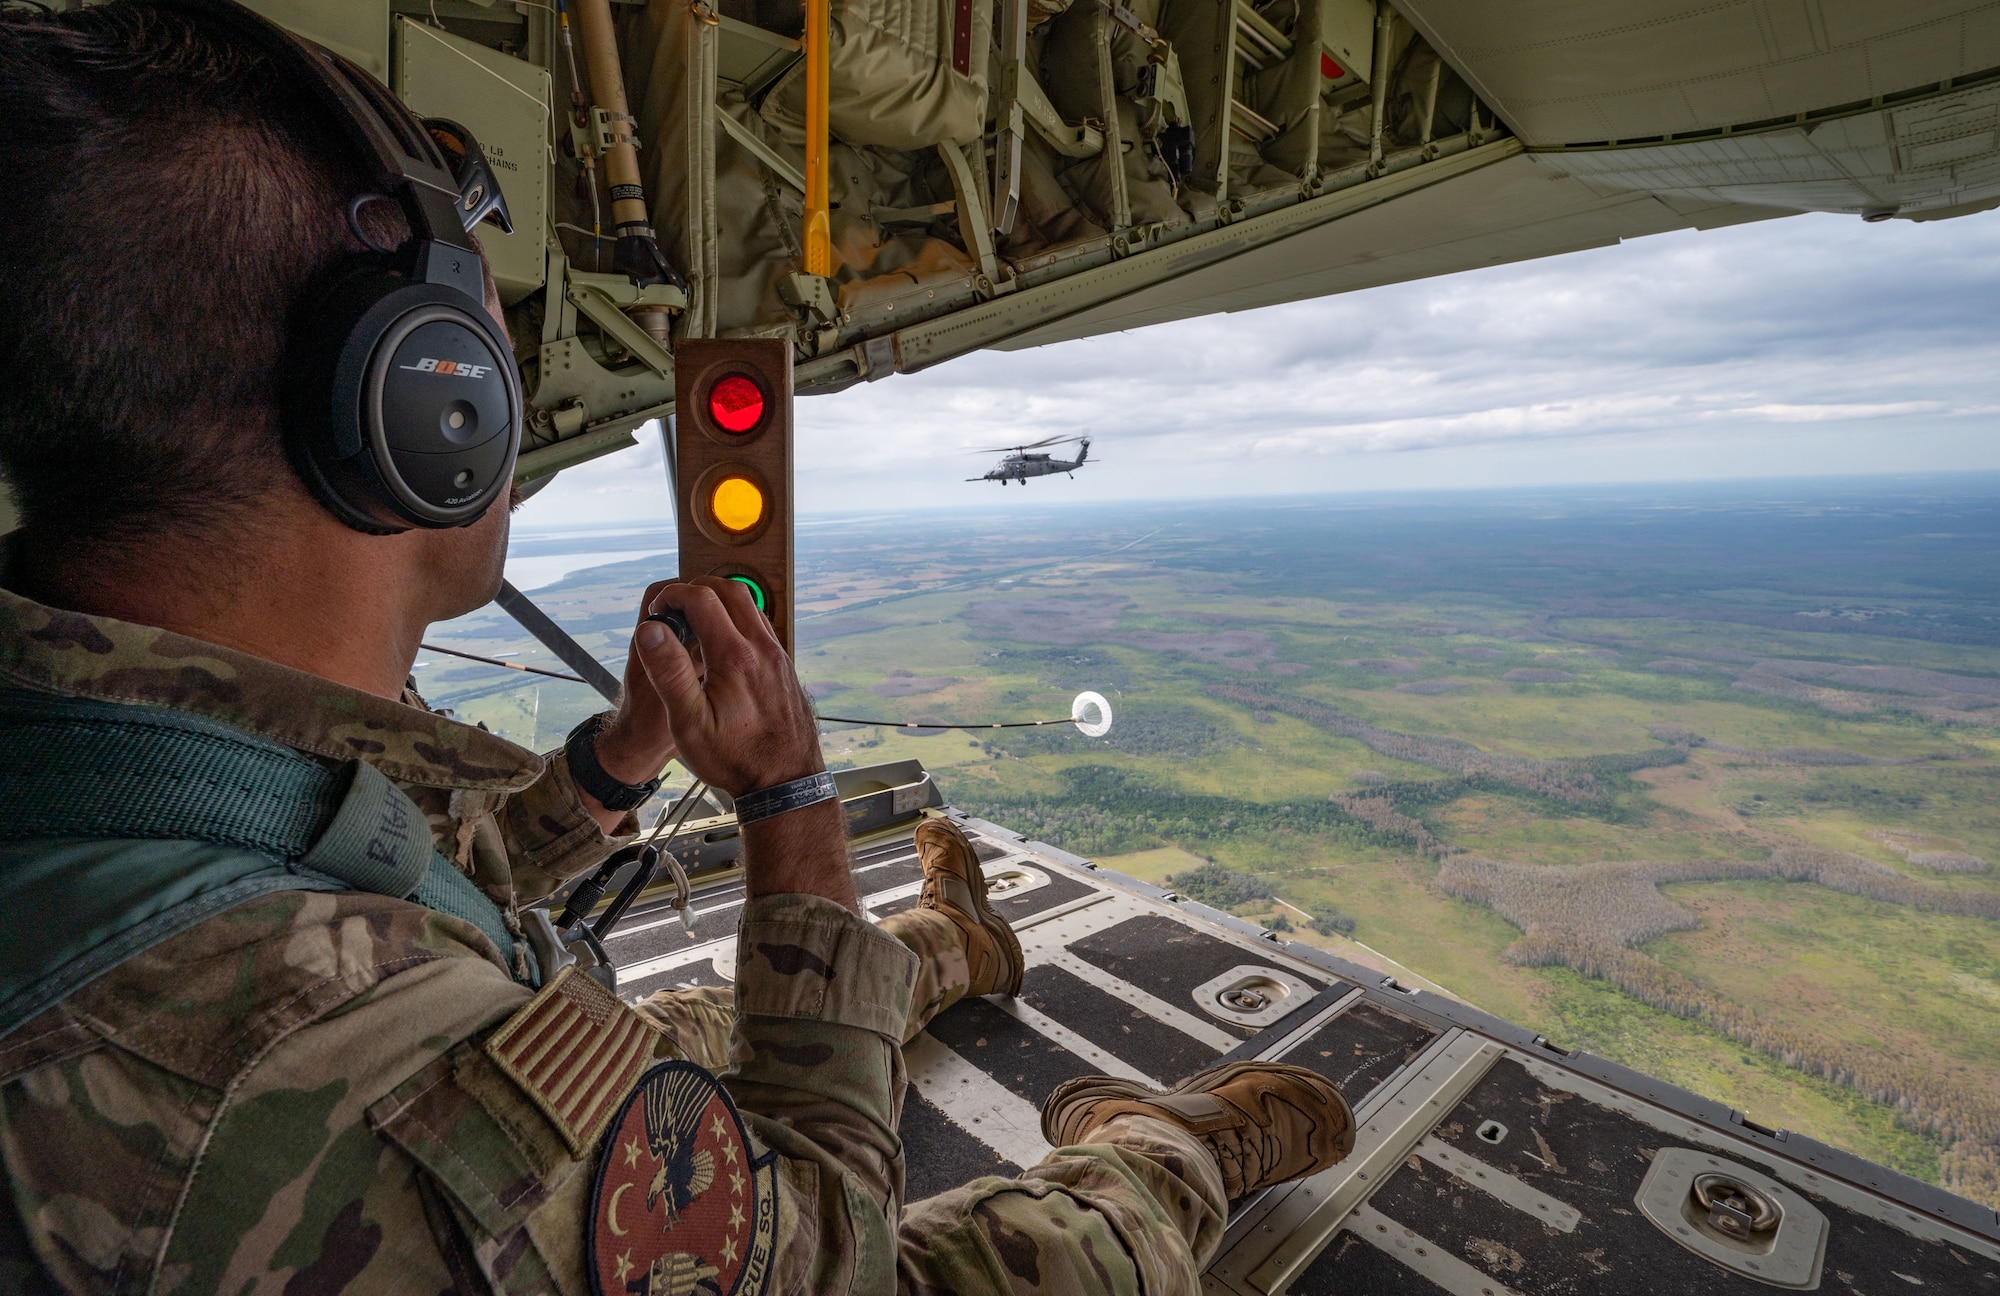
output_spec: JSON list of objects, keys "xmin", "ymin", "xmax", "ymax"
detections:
[{"xmin": 485, "ymin": 965, "xmax": 659, "ymax": 1155}]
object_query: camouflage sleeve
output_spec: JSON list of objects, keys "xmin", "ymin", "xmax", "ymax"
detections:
[
  {"xmin": 724, "ymin": 894, "xmax": 920, "ymax": 1295},
  {"xmin": 499, "ymin": 741, "xmax": 640, "ymax": 902},
  {"xmin": 0, "ymin": 895, "xmax": 541, "ymax": 1296}
]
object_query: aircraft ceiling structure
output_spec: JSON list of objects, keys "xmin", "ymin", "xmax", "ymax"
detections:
[
  {"xmin": 1001, "ymin": 0, "xmax": 2000, "ymax": 347},
  {"xmin": 0, "ymin": 0, "xmax": 1973, "ymax": 523}
]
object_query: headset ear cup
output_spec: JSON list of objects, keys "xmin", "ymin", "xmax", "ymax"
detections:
[
  {"xmin": 283, "ymin": 266, "xmax": 409, "ymax": 534},
  {"xmin": 284, "ymin": 269, "xmax": 521, "ymax": 533}
]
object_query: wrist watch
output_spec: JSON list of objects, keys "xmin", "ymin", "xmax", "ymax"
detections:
[{"xmin": 563, "ymin": 714, "xmax": 662, "ymax": 812}]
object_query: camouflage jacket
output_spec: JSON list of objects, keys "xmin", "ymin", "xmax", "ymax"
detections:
[{"xmin": 0, "ymin": 587, "xmax": 921, "ymax": 1295}]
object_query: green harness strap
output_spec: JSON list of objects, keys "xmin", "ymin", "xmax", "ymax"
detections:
[{"xmin": 0, "ymin": 689, "xmax": 528, "ymax": 1041}]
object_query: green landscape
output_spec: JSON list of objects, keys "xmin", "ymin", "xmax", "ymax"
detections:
[{"xmin": 423, "ymin": 478, "xmax": 2000, "ymax": 1210}]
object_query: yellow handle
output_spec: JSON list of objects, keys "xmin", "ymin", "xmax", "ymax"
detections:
[{"xmin": 803, "ymin": 0, "xmax": 832, "ymax": 277}]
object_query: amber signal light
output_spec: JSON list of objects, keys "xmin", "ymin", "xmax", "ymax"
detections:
[{"xmin": 709, "ymin": 473, "xmax": 767, "ymax": 534}]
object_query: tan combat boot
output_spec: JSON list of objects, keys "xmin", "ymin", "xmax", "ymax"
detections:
[
  {"xmin": 913, "ymin": 818, "xmax": 1025, "ymax": 997},
  {"xmin": 1040, "ymin": 1061, "xmax": 1356, "ymax": 1198}
]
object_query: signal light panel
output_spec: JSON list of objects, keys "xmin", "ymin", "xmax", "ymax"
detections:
[{"xmin": 674, "ymin": 339, "xmax": 795, "ymax": 654}]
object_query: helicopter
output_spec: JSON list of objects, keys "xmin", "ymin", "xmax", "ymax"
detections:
[{"xmin": 967, "ymin": 435, "xmax": 1091, "ymax": 485}]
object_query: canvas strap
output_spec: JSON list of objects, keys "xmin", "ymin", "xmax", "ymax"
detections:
[{"xmin": 0, "ymin": 688, "xmax": 527, "ymax": 1040}]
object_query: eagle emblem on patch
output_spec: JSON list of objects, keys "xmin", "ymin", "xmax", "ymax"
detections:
[{"xmin": 588, "ymin": 1062, "xmax": 778, "ymax": 1296}]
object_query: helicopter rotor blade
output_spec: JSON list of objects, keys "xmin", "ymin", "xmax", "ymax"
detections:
[{"xmin": 965, "ymin": 433, "xmax": 1087, "ymax": 454}]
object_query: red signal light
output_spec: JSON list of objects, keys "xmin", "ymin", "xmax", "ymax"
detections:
[
  {"xmin": 708, "ymin": 374, "xmax": 766, "ymax": 434},
  {"xmin": 1321, "ymin": 53, "xmax": 1342, "ymax": 79}
]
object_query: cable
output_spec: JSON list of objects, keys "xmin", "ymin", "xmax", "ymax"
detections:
[
  {"xmin": 816, "ymin": 715, "xmax": 1078, "ymax": 730},
  {"xmin": 420, "ymin": 641, "xmax": 597, "ymax": 682},
  {"xmin": 420, "ymin": 648, "xmax": 1116, "ymax": 737},
  {"xmin": 555, "ymin": 774, "xmax": 708, "ymax": 944},
  {"xmin": 826, "ymin": 691, "xmax": 1113, "ymax": 736},
  {"xmin": 416, "ymin": 650, "xmax": 1084, "ymax": 728},
  {"xmin": 599, "ymin": 777, "xmax": 711, "ymax": 939},
  {"xmin": 643, "ymin": 777, "xmax": 711, "ymax": 854}
]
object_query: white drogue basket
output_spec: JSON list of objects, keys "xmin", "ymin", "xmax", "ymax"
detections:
[{"xmin": 1071, "ymin": 691, "xmax": 1113, "ymax": 738}]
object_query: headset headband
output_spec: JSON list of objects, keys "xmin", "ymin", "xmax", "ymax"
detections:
[{"xmin": 157, "ymin": 0, "xmax": 487, "ymax": 304}]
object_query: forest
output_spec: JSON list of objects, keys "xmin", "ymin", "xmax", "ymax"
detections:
[{"xmin": 430, "ymin": 478, "xmax": 2000, "ymax": 1206}]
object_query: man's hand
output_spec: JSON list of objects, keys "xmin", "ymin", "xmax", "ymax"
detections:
[
  {"xmin": 578, "ymin": 579, "xmax": 685, "ymax": 832},
  {"xmin": 630, "ymin": 577, "xmax": 855, "ymax": 911},
  {"xmin": 629, "ymin": 577, "xmax": 823, "ymax": 797}
]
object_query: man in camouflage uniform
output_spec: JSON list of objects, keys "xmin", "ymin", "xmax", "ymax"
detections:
[{"xmin": 0, "ymin": 5, "xmax": 1355, "ymax": 1294}]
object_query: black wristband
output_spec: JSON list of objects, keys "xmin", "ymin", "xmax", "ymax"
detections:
[
  {"xmin": 563, "ymin": 714, "xmax": 662, "ymax": 813},
  {"xmin": 733, "ymin": 771, "xmax": 839, "ymax": 825}
]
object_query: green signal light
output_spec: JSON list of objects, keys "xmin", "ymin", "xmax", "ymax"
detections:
[{"xmin": 729, "ymin": 574, "xmax": 769, "ymax": 612}]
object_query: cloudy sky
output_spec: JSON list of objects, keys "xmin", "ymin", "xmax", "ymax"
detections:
[{"xmin": 519, "ymin": 208, "xmax": 2000, "ymax": 531}]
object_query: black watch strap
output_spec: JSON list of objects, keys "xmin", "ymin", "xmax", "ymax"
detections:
[{"xmin": 563, "ymin": 714, "xmax": 662, "ymax": 812}]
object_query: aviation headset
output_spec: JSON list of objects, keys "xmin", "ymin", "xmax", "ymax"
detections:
[{"xmin": 164, "ymin": 0, "xmax": 525, "ymax": 534}]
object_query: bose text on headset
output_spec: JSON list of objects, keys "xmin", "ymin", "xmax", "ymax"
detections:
[{"xmin": 164, "ymin": 0, "xmax": 525, "ymax": 535}]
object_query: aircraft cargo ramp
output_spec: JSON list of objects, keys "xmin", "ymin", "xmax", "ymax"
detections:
[{"xmin": 592, "ymin": 793, "xmax": 2000, "ymax": 1295}]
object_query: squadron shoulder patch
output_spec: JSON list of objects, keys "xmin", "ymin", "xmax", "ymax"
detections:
[
  {"xmin": 588, "ymin": 1061, "xmax": 779, "ymax": 1296},
  {"xmin": 484, "ymin": 965, "xmax": 659, "ymax": 1155}
]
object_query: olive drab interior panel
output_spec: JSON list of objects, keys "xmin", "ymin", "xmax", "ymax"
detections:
[{"xmin": 235, "ymin": 0, "xmax": 1529, "ymax": 484}]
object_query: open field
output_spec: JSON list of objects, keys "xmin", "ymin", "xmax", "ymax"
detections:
[{"xmin": 429, "ymin": 476, "xmax": 2000, "ymax": 1207}]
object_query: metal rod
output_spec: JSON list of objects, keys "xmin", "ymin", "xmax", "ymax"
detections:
[
  {"xmin": 1418, "ymin": 55, "xmax": 1442, "ymax": 148},
  {"xmin": 571, "ymin": 0, "xmax": 647, "ymax": 234},
  {"xmin": 804, "ymin": 0, "xmax": 833, "ymax": 275},
  {"xmin": 493, "ymin": 579, "xmax": 625, "ymax": 702},
  {"xmin": 554, "ymin": 0, "xmax": 602, "ymax": 269},
  {"xmin": 1235, "ymin": 6, "xmax": 1289, "ymax": 63},
  {"xmin": 1368, "ymin": 0, "xmax": 1392, "ymax": 173},
  {"xmin": 659, "ymin": 413, "xmax": 680, "ymax": 519},
  {"xmin": 1095, "ymin": 5, "xmax": 1130, "ymax": 229},
  {"xmin": 1231, "ymin": 98, "xmax": 1282, "ymax": 140},
  {"xmin": 593, "ymin": 843, "xmax": 663, "ymax": 939},
  {"xmin": 993, "ymin": 0, "xmax": 1028, "ymax": 237}
]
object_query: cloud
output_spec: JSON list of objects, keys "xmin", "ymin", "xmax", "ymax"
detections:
[
  {"xmin": 1740, "ymin": 402, "xmax": 1947, "ymax": 422},
  {"xmin": 519, "ymin": 208, "xmax": 2000, "ymax": 526}
]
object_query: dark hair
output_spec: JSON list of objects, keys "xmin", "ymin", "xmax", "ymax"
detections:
[{"xmin": 0, "ymin": 2, "xmax": 373, "ymax": 571}]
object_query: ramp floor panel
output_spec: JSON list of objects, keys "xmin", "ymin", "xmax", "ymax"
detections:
[
  {"xmin": 922, "ymin": 994, "xmax": 1107, "ymax": 1107},
  {"xmin": 869, "ymin": 861, "xmax": 1098, "ymax": 924},
  {"xmin": 1067, "ymin": 914, "xmax": 1329, "ymax": 1043},
  {"xmin": 598, "ymin": 814, "xmax": 2000, "ymax": 1294},
  {"xmin": 1312, "ymin": 1055, "xmax": 2000, "ymax": 1295},
  {"xmin": 1275, "ymin": 1001, "xmax": 1439, "ymax": 1102},
  {"xmin": 1286, "ymin": 1232, "xmax": 1456, "ymax": 1296},
  {"xmin": 900, "ymin": 1090, "xmax": 1025, "ymax": 1202},
  {"xmin": 1020, "ymin": 963, "xmax": 1225, "ymax": 1085}
]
